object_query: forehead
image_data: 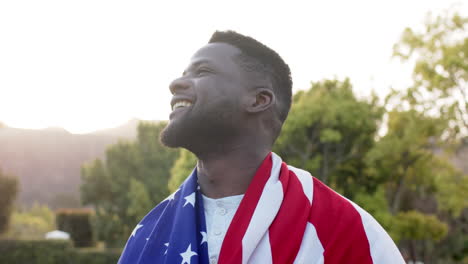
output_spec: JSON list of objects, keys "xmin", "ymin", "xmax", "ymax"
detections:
[{"xmin": 189, "ymin": 43, "xmax": 242, "ymax": 68}]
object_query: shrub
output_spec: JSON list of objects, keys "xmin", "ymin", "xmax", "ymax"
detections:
[
  {"xmin": 0, "ymin": 239, "xmax": 122, "ymax": 264},
  {"xmin": 72, "ymin": 248, "xmax": 122, "ymax": 264},
  {"xmin": 6, "ymin": 203, "xmax": 55, "ymax": 240},
  {"xmin": 0, "ymin": 170, "xmax": 18, "ymax": 234},
  {"xmin": 56, "ymin": 208, "xmax": 94, "ymax": 247},
  {"xmin": 0, "ymin": 239, "xmax": 73, "ymax": 264}
]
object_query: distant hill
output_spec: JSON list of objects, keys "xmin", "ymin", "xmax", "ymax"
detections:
[
  {"xmin": 0, "ymin": 119, "xmax": 155, "ymax": 208},
  {"xmin": 90, "ymin": 118, "xmax": 140, "ymax": 139}
]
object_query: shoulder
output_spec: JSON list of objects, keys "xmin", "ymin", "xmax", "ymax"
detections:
[
  {"xmin": 307, "ymin": 177, "xmax": 404, "ymax": 263},
  {"xmin": 308, "ymin": 177, "xmax": 369, "ymax": 249}
]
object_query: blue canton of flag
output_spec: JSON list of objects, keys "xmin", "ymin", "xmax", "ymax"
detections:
[{"xmin": 118, "ymin": 169, "xmax": 209, "ymax": 264}]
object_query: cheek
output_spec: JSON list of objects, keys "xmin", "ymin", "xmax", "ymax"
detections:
[
  {"xmin": 194, "ymin": 78, "xmax": 222, "ymax": 102},
  {"xmin": 194, "ymin": 77, "xmax": 244, "ymax": 110}
]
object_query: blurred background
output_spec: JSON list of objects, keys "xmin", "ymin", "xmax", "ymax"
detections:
[{"xmin": 0, "ymin": 0, "xmax": 467, "ymax": 263}]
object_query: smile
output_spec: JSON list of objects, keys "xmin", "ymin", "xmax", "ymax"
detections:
[{"xmin": 172, "ymin": 100, "xmax": 193, "ymax": 111}]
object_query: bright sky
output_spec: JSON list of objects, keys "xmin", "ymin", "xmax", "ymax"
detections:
[{"xmin": 0, "ymin": 0, "xmax": 466, "ymax": 134}]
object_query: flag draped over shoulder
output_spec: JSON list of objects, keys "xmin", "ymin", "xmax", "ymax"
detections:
[{"xmin": 118, "ymin": 153, "xmax": 405, "ymax": 264}]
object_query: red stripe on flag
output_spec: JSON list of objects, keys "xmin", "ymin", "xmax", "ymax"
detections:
[
  {"xmin": 269, "ymin": 164, "xmax": 311, "ymax": 264},
  {"xmin": 218, "ymin": 153, "xmax": 273, "ymax": 264},
  {"xmin": 309, "ymin": 178, "xmax": 373, "ymax": 264}
]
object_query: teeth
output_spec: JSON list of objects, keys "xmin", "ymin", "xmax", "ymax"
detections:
[{"xmin": 172, "ymin": 100, "xmax": 193, "ymax": 111}]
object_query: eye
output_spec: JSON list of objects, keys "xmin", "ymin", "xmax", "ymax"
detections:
[{"xmin": 195, "ymin": 67, "xmax": 212, "ymax": 76}]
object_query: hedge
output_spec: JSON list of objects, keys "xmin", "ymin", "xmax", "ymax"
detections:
[
  {"xmin": 72, "ymin": 248, "xmax": 122, "ymax": 264},
  {"xmin": 0, "ymin": 239, "xmax": 121, "ymax": 264},
  {"xmin": 56, "ymin": 208, "xmax": 94, "ymax": 247},
  {"xmin": 0, "ymin": 239, "xmax": 72, "ymax": 264}
]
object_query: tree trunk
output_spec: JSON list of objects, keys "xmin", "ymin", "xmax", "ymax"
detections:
[
  {"xmin": 409, "ymin": 240, "xmax": 417, "ymax": 264},
  {"xmin": 321, "ymin": 145, "xmax": 330, "ymax": 184},
  {"xmin": 390, "ymin": 172, "xmax": 406, "ymax": 215},
  {"xmin": 391, "ymin": 153, "xmax": 419, "ymax": 215}
]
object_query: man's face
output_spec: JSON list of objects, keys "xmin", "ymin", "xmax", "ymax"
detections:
[{"xmin": 160, "ymin": 43, "xmax": 250, "ymax": 150}]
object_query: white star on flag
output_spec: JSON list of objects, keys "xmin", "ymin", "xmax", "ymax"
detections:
[
  {"xmin": 131, "ymin": 224, "xmax": 143, "ymax": 237},
  {"xmin": 200, "ymin": 231, "xmax": 207, "ymax": 245},
  {"xmin": 166, "ymin": 189, "xmax": 179, "ymax": 202},
  {"xmin": 164, "ymin": 242, "xmax": 169, "ymax": 255},
  {"xmin": 183, "ymin": 192, "xmax": 196, "ymax": 207},
  {"xmin": 180, "ymin": 244, "xmax": 197, "ymax": 264}
]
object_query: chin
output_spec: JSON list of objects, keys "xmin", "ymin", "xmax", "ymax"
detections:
[
  {"xmin": 160, "ymin": 108, "xmax": 240, "ymax": 152},
  {"xmin": 160, "ymin": 121, "xmax": 186, "ymax": 148}
]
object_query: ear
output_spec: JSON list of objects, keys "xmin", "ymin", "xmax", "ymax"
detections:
[{"xmin": 245, "ymin": 88, "xmax": 276, "ymax": 114}]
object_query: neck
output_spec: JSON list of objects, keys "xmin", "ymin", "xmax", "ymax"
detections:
[{"xmin": 196, "ymin": 143, "xmax": 270, "ymax": 199}]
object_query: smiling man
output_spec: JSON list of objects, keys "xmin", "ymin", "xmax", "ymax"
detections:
[{"xmin": 118, "ymin": 31, "xmax": 405, "ymax": 264}]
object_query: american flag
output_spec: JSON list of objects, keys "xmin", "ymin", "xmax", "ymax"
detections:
[
  {"xmin": 118, "ymin": 162, "xmax": 209, "ymax": 264},
  {"xmin": 118, "ymin": 153, "xmax": 405, "ymax": 264}
]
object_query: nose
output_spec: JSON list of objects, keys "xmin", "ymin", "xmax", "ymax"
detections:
[{"xmin": 169, "ymin": 77, "xmax": 191, "ymax": 95}]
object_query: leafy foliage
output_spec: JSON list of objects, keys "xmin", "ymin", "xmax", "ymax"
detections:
[
  {"xmin": 72, "ymin": 248, "xmax": 121, "ymax": 264},
  {"xmin": 393, "ymin": 9, "xmax": 468, "ymax": 138},
  {"xmin": 274, "ymin": 75, "xmax": 466, "ymax": 262},
  {"xmin": 395, "ymin": 211, "xmax": 448, "ymax": 242},
  {"xmin": 365, "ymin": 110, "xmax": 450, "ymax": 213},
  {"xmin": 168, "ymin": 149, "xmax": 197, "ymax": 192},
  {"xmin": 0, "ymin": 168, "xmax": 18, "ymax": 235},
  {"xmin": 5, "ymin": 203, "xmax": 55, "ymax": 240},
  {"xmin": 56, "ymin": 209, "xmax": 94, "ymax": 247},
  {"xmin": 386, "ymin": 10, "xmax": 468, "ymax": 263},
  {"xmin": 0, "ymin": 239, "xmax": 73, "ymax": 264},
  {"xmin": 80, "ymin": 121, "xmax": 178, "ymax": 246},
  {"xmin": 274, "ymin": 78, "xmax": 383, "ymax": 197},
  {"xmin": 0, "ymin": 239, "xmax": 120, "ymax": 264},
  {"xmin": 126, "ymin": 179, "xmax": 152, "ymax": 221}
]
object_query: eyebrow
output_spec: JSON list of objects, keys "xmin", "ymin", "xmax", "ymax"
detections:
[{"xmin": 182, "ymin": 59, "xmax": 213, "ymax": 76}]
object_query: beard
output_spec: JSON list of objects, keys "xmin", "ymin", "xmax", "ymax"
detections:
[{"xmin": 160, "ymin": 102, "xmax": 242, "ymax": 154}]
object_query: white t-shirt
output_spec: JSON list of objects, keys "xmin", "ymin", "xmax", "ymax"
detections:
[{"xmin": 202, "ymin": 194, "xmax": 244, "ymax": 264}]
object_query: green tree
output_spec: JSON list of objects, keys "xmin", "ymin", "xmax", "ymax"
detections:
[
  {"xmin": 168, "ymin": 149, "xmax": 197, "ymax": 192},
  {"xmin": 365, "ymin": 110, "xmax": 447, "ymax": 215},
  {"xmin": 274, "ymin": 78, "xmax": 383, "ymax": 197},
  {"xmin": 363, "ymin": 109, "xmax": 459, "ymax": 262},
  {"xmin": 80, "ymin": 121, "xmax": 178, "ymax": 246},
  {"xmin": 394, "ymin": 210, "xmax": 448, "ymax": 262},
  {"xmin": 135, "ymin": 122, "xmax": 180, "ymax": 203},
  {"xmin": 393, "ymin": 9, "xmax": 468, "ymax": 138},
  {"xmin": 126, "ymin": 179, "xmax": 152, "ymax": 221},
  {"xmin": 5, "ymin": 203, "xmax": 55, "ymax": 239},
  {"xmin": 272, "ymin": 77, "xmax": 466, "ymax": 262},
  {"xmin": 0, "ymin": 168, "xmax": 18, "ymax": 235},
  {"xmin": 389, "ymin": 10, "xmax": 468, "ymax": 262}
]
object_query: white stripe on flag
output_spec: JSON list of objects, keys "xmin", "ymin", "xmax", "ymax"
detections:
[
  {"xmin": 293, "ymin": 223, "xmax": 324, "ymax": 264},
  {"xmin": 242, "ymin": 153, "xmax": 284, "ymax": 264},
  {"xmin": 247, "ymin": 231, "xmax": 273, "ymax": 264},
  {"xmin": 349, "ymin": 202, "xmax": 406, "ymax": 264}
]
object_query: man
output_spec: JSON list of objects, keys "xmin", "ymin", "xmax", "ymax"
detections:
[{"xmin": 118, "ymin": 31, "xmax": 404, "ymax": 264}]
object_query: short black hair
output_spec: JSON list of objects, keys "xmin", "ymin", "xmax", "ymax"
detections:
[{"xmin": 209, "ymin": 31, "xmax": 292, "ymax": 123}]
